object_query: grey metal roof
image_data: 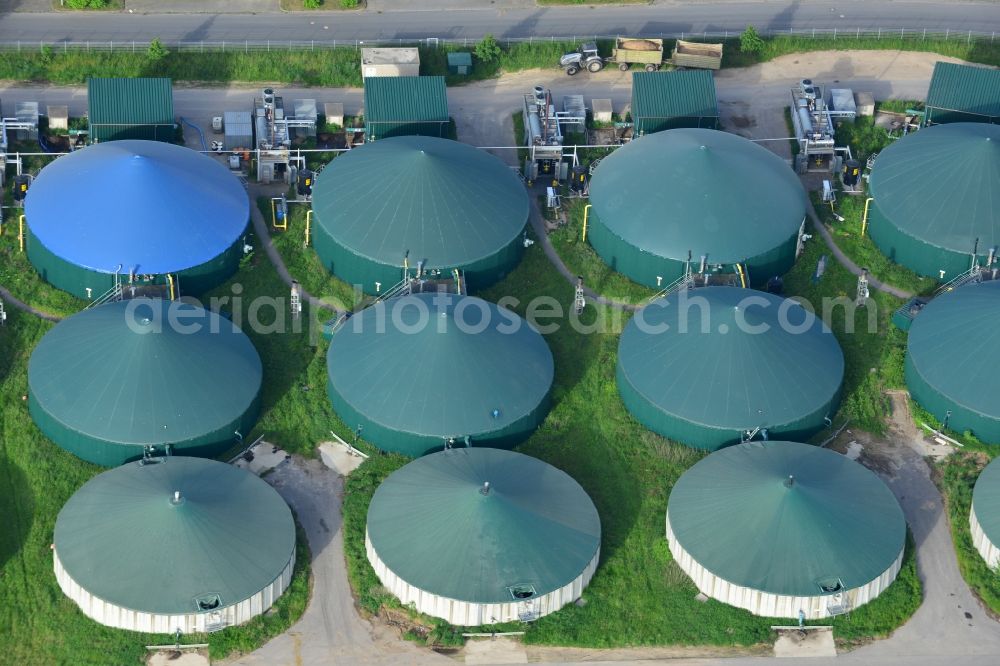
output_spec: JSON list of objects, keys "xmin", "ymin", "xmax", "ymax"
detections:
[
  {"xmin": 631, "ymin": 70, "xmax": 719, "ymax": 120},
  {"xmin": 364, "ymin": 76, "xmax": 448, "ymax": 123},
  {"xmin": 926, "ymin": 62, "xmax": 1000, "ymax": 122}
]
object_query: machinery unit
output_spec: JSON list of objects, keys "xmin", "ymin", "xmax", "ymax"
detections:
[
  {"xmin": 253, "ymin": 88, "xmax": 316, "ymax": 183},
  {"xmin": 522, "ymin": 86, "xmax": 583, "ymax": 182},
  {"xmin": 789, "ymin": 79, "xmax": 837, "ymax": 170}
]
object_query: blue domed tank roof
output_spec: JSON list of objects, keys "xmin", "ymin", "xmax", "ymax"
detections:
[{"xmin": 25, "ymin": 140, "xmax": 249, "ymax": 275}]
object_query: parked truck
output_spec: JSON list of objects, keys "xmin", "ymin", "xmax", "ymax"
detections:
[
  {"xmin": 670, "ymin": 40, "xmax": 723, "ymax": 70},
  {"xmin": 560, "ymin": 38, "xmax": 664, "ymax": 75}
]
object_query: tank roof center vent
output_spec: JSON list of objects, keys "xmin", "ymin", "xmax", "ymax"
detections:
[
  {"xmin": 784, "ymin": 475, "xmax": 795, "ymax": 488},
  {"xmin": 480, "ymin": 481, "xmax": 491, "ymax": 496}
]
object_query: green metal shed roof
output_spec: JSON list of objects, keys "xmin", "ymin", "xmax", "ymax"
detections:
[
  {"xmin": 668, "ymin": 441, "xmax": 905, "ymax": 596},
  {"xmin": 907, "ymin": 280, "xmax": 1000, "ymax": 423},
  {"xmin": 87, "ymin": 77, "xmax": 174, "ymax": 142},
  {"xmin": 618, "ymin": 286, "xmax": 843, "ymax": 445},
  {"xmin": 631, "ymin": 71, "xmax": 719, "ymax": 121},
  {"xmin": 926, "ymin": 62, "xmax": 1000, "ymax": 123},
  {"xmin": 55, "ymin": 457, "xmax": 294, "ymax": 615},
  {"xmin": 589, "ymin": 128, "xmax": 806, "ymax": 265},
  {"xmin": 367, "ymin": 448, "xmax": 600, "ymax": 604},
  {"xmin": 312, "ymin": 136, "xmax": 528, "ymax": 272},
  {"xmin": 28, "ymin": 299, "xmax": 262, "ymax": 450},
  {"xmin": 327, "ymin": 293, "xmax": 553, "ymax": 456},
  {"xmin": 363, "ymin": 76, "xmax": 448, "ymax": 123},
  {"xmin": 869, "ymin": 123, "xmax": 1000, "ymax": 256},
  {"xmin": 973, "ymin": 456, "xmax": 1000, "ymax": 549}
]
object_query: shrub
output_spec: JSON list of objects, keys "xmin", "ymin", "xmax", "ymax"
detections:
[
  {"xmin": 740, "ymin": 25, "xmax": 765, "ymax": 54},
  {"xmin": 147, "ymin": 38, "xmax": 169, "ymax": 61},
  {"xmin": 340, "ymin": 0, "xmax": 359, "ymax": 7},
  {"xmin": 64, "ymin": 0, "xmax": 107, "ymax": 8},
  {"xmin": 303, "ymin": 0, "xmax": 323, "ymax": 7},
  {"xmin": 475, "ymin": 33, "xmax": 502, "ymax": 63}
]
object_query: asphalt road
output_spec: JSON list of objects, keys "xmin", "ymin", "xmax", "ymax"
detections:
[{"xmin": 1, "ymin": 1, "xmax": 1000, "ymax": 43}]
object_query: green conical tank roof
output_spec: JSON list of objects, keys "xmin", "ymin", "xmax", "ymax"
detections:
[
  {"xmin": 870, "ymin": 123, "xmax": 1000, "ymax": 255},
  {"xmin": 312, "ymin": 136, "xmax": 529, "ymax": 271},
  {"xmin": 28, "ymin": 299, "xmax": 262, "ymax": 458},
  {"xmin": 367, "ymin": 447, "xmax": 601, "ymax": 604},
  {"xmin": 617, "ymin": 286, "xmax": 844, "ymax": 448},
  {"xmin": 327, "ymin": 293, "xmax": 553, "ymax": 456},
  {"xmin": 907, "ymin": 280, "xmax": 1000, "ymax": 423},
  {"xmin": 973, "ymin": 456, "xmax": 1000, "ymax": 549},
  {"xmin": 589, "ymin": 128, "xmax": 806, "ymax": 264},
  {"xmin": 668, "ymin": 441, "xmax": 905, "ymax": 596},
  {"xmin": 54, "ymin": 457, "xmax": 294, "ymax": 614}
]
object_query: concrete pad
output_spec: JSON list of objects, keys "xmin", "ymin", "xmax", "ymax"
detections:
[
  {"xmin": 233, "ymin": 441, "xmax": 290, "ymax": 476},
  {"xmin": 318, "ymin": 441, "xmax": 366, "ymax": 477},
  {"xmin": 772, "ymin": 627, "xmax": 836, "ymax": 658},
  {"xmin": 463, "ymin": 637, "xmax": 528, "ymax": 664},
  {"xmin": 147, "ymin": 649, "xmax": 209, "ymax": 666},
  {"xmin": 845, "ymin": 440, "xmax": 863, "ymax": 461}
]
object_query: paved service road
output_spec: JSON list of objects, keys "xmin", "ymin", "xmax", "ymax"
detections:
[{"xmin": 1, "ymin": 2, "xmax": 1000, "ymax": 43}]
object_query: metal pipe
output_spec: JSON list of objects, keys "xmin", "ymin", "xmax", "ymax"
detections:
[
  {"xmin": 861, "ymin": 197, "xmax": 874, "ymax": 236},
  {"xmin": 735, "ymin": 263, "xmax": 747, "ymax": 288},
  {"xmin": 304, "ymin": 210, "xmax": 313, "ymax": 247},
  {"xmin": 18, "ymin": 215, "xmax": 25, "ymax": 252},
  {"xmin": 581, "ymin": 204, "xmax": 592, "ymax": 242},
  {"xmin": 167, "ymin": 274, "xmax": 176, "ymax": 300}
]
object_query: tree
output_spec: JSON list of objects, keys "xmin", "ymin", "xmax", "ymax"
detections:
[
  {"xmin": 474, "ymin": 33, "xmax": 502, "ymax": 63},
  {"xmin": 740, "ymin": 25, "xmax": 765, "ymax": 54},
  {"xmin": 147, "ymin": 38, "xmax": 169, "ymax": 61}
]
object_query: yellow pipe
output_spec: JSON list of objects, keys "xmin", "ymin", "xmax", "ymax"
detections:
[
  {"xmin": 304, "ymin": 210, "xmax": 313, "ymax": 247},
  {"xmin": 581, "ymin": 204, "xmax": 592, "ymax": 242},
  {"xmin": 861, "ymin": 197, "xmax": 874, "ymax": 236},
  {"xmin": 453, "ymin": 268, "xmax": 462, "ymax": 294},
  {"xmin": 735, "ymin": 263, "xmax": 747, "ymax": 288},
  {"xmin": 18, "ymin": 215, "xmax": 25, "ymax": 252},
  {"xmin": 167, "ymin": 274, "xmax": 176, "ymax": 300}
]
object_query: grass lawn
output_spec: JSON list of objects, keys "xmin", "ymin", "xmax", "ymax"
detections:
[
  {"xmin": 0, "ymin": 206, "xmax": 320, "ymax": 664},
  {"xmin": 548, "ymin": 198, "xmax": 656, "ymax": 304},
  {"xmin": 340, "ymin": 216, "xmax": 921, "ymax": 647},
  {"xmin": 809, "ymin": 105, "xmax": 938, "ymax": 297},
  {"xmin": 279, "ymin": 0, "xmax": 363, "ymax": 10}
]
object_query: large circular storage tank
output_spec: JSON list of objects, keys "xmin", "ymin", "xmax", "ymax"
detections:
[
  {"xmin": 28, "ymin": 299, "xmax": 262, "ymax": 466},
  {"xmin": 667, "ymin": 441, "xmax": 905, "ymax": 619},
  {"xmin": 327, "ymin": 293, "xmax": 553, "ymax": 457},
  {"xmin": 868, "ymin": 123, "xmax": 1000, "ymax": 280},
  {"xmin": 312, "ymin": 136, "xmax": 530, "ymax": 294},
  {"xmin": 617, "ymin": 286, "xmax": 844, "ymax": 450},
  {"xmin": 25, "ymin": 140, "xmax": 249, "ymax": 299},
  {"xmin": 366, "ymin": 447, "xmax": 601, "ymax": 625},
  {"xmin": 54, "ymin": 457, "xmax": 295, "ymax": 633},
  {"xmin": 971, "ymin": 456, "xmax": 1000, "ymax": 568},
  {"xmin": 587, "ymin": 128, "xmax": 807, "ymax": 289},
  {"xmin": 906, "ymin": 280, "xmax": 1000, "ymax": 443}
]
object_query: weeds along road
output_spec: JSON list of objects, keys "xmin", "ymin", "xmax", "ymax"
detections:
[{"xmin": 1, "ymin": 1, "xmax": 1000, "ymax": 43}]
